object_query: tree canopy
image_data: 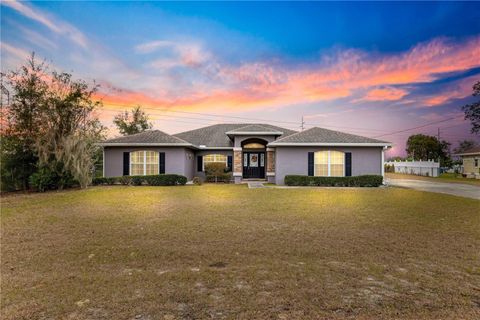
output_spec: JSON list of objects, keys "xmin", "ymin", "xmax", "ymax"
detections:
[
  {"xmin": 406, "ymin": 134, "xmax": 451, "ymax": 167},
  {"xmin": 113, "ymin": 105, "xmax": 152, "ymax": 135},
  {"xmin": 462, "ymin": 81, "xmax": 480, "ymax": 134},
  {"xmin": 1, "ymin": 53, "xmax": 105, "ymax": 191}
]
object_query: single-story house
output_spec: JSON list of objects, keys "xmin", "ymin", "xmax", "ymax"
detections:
[
  {"xmin": 100, "ymin": 124, "xmax": 392, "ymax": 184},
  {"xmin": 455, "ymin": 146, "xmax": 480, "ymax": 178}
]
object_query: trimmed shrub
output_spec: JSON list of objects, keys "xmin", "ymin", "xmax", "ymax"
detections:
[
  {"xmin": 119, "ymin": 175, "xmax": 132, "ymax": 185},
  {"xmin": 92, "ymin": 174, "xmax": 187, "ymax": 186},
  {"xmin": 130, "ymin": 176, "xmax": 144, "ymax": 186},
  {"xmin": 284, "ymin": 175, "xmax": 383, "ymax": 187},
  {"xmin": 206, "ymin": 172, "xmax": 232, "ymax": 183},
  {"xmin": 204, "ymin": 162, "xmax": 230, "ymax": 183},
  {"xmin": 92, "ymin": 177, "xmax": 116, "ymax": 185}
]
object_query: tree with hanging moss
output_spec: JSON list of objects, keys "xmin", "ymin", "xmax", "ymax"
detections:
[
  {"xmin": 1, "ymin": 54, "xmax": 48, "ymax": 190},
  {"xmin": 1, "ymin": 53, "xmax": 106, "ymax": 191}
]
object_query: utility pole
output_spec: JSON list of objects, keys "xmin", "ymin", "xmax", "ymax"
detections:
[{"xmin": 300, "ymin": 116, "xmax": 305, "ymax": 131}]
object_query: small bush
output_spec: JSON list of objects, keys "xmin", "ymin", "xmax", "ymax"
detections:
[
  {"xmin": 384, "ymin": 164, "xmax": 395, "ymax": 173},
  {"xmin": 284, "ymin": 175, "xmax": 383, "ymax": 187},
  {"xmin": 192, "ymin": 176, "xmax": 202, "ymax": 185},
  {"xmin": 206, "ymin": 172, "xmax": 232, "ymax": 183},
  {"xmin": 29, "ymin": 167, "xmax": 57, "ymax": 192}
]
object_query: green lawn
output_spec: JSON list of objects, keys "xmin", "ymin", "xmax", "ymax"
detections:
[
  {"xmin": 386, "ymin": 172, "xmax": 480, "ymax": 186},
  {"xmin": 2, "ymin": 185, "xmax": 480, "ymax": 319}
]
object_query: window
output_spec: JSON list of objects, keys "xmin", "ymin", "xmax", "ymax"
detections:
[
  {"xmin": 243, "ymin": 143, "xmax": 265, "ymax": 149},
  {"xmin": 203, "ymin": 154, "xmax": 227, "ymax": 170},
  {"xmin": 330, "ymin": 151, "xmax": 345, "ymax": 177},
  {"xmin": 314, "ymin": 151, "xmax": 345, "ymax": 177},
  {"xmin": 130, "ymin": 151, "xmax": 159, "ymax": 175},
  {"xmin": 314, "ymin": 151, "xmax": 328, "ymax": 176},
  {"xmin": 475, "ymin": 159, "xmax": 479, "ymax": 167}
]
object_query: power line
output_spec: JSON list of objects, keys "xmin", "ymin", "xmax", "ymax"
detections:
[
  {"xmin": 100, "ymin": 102, "xmax": 394, "ymax": 133},
  {"xmin": 373, "ymin": 117, "xmax": 461, "ymax": 138},
  {"xmin": 98, "ymin": 102, "xmax": 471, "ymax": 140}
]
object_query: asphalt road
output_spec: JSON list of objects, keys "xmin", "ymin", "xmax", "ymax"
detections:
[{"xmin": 386, "ymin": 178, "xmax": 480, "ymax": 200}]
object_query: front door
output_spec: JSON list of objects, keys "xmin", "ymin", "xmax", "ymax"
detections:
[{"xmin": 243, "ymin": 152, "xmax": 265, "ymax": 179}]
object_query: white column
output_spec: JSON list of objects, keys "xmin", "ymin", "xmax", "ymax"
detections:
[
  {"xmin": 381, "ymin": 146, "xmax": 386, "ymax": 181},
  {"xmin": 102, "ymin": 148, "xmax": 105, "ymax": 177}
]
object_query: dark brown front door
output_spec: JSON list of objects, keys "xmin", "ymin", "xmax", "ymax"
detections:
[{"xmin": 243, "ymin": 152, "xmax": 265, "ymax": 179}]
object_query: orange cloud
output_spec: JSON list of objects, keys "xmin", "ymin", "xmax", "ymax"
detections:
[{"xmin": 355, "ymin": 87, "xmax": 408, "ymax": 102}]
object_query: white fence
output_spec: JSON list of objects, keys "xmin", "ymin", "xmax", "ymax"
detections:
[{"xmin": 385, "ymin": 160, "xmax": 440, "ymax": 177}]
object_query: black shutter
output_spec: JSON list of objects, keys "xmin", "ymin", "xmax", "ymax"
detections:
[
  {"xmin": 308, "ymin": 152, "xmax": 314, "ymax": 176},
  {"xmin": 227, "ymin": 155, "xmax": 233, "ymax": 171},
  {"xmin": 345, "ymin": 152, "xmax": 352, "ymax": 176},
  {"xmin": 123, "ymin": 152, "xmax": 130, "ymax": 176},
  {"xmin": 159, "ymin": 152, "xmax": 165, "ymax": 174},
  {"xmin": 197, "ymin": 156, "xmax": 203, "ymax": 172}
]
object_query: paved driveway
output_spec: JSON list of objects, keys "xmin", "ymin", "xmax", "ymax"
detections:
[{"xmin": 386, "ymin": 178, "xmax": 480, "ymax": 200}]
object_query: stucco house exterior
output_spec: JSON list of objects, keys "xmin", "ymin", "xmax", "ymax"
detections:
[
  {"xmin": 455, "ymin": 146, "xmax": 480, "ymax": 178},
  {"xmin": 100, "ymin": 124, "xmax": 392, "ymax": 185}
]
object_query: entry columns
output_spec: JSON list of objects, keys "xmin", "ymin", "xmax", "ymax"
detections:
[
  {"xmin": 233, "ymin": 147, "xmax": 243, "ymax": 184},
  {"xmin": 266, "ymin": 147, "xmax": 276, "ymax": 183}
]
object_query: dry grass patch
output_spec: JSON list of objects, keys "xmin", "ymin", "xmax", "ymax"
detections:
[{"xmin": 2, "ymin": 185, "xmax": 480, "ymax": 319}]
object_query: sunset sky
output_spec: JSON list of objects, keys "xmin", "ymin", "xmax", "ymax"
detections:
[{"xmin": 2, "ymin": 1, "xmax": 479, "ymax": 157}]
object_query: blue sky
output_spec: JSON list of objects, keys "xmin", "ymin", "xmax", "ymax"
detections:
[{"xmin": 1, "ymin": 1, "xmax": 480, "ymax": 156}]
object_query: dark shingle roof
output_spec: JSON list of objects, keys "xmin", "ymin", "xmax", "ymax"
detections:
[
  {"xmin": 174, "ymin": 124, "xmax": 296, "ymax": 147},
  {"xmin": 101, "ymin": 124, "xmax": 390, "ymax": 147},
  {"xmin": 226, "ymin": 124, "xmax": 284, "ymax": 134},
  {"xmin": 269, "ymin": 127, "xmax": 390, "ymax": 145},
  {"xmin": 456, "ymin": 146, "xmax": 480, "ymax": 155},
  {"xmin": 103, "ymin": 130, "xmax": 191, "ymax": 145}
]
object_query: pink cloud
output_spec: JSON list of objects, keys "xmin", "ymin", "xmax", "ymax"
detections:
[{"xmin": 422, "ymin": 76, "xmax": 478, "ymax": 107}]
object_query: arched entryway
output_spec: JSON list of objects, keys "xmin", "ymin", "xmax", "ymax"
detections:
[{"xmin": 241, "ymin": 138, "xmax": 267, "ymax": 179}]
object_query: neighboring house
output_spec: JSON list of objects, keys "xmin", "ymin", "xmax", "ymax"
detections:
[
  {"xmin": 99, "ymin": 124, "xmax": 392, "ymax": 184},
  {"xmin": 455, "ymin": 147, "xmax": 480, "ymax": 178}
]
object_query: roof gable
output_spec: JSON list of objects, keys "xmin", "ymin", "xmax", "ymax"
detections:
[
  {"xmin": 225, "ymin": 124, "xmax": 284, "ymax": 135},
  {"xmin": 455, "ymin": 146, "xmax": 480, "ymax": 156},
  {"xmin": 174, "ymin": 123, "xmax": 296, "ymax": 147}
]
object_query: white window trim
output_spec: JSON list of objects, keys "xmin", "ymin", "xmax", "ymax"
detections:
[
  {"xmin": 314, "ymin": 150, "xmax": 345, "ymax": 177},
  {"xmin": 130, "ymin": 151, "xmax": 159, "ymax": 176},
  {"xmin": 202, "ymin": 154, "xmax": 228, "ymax": 171}
]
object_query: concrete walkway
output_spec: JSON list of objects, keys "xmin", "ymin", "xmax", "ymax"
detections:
[
  {"xmin": 386, "ymin": 178, "xmax": 480, "ymax": 200},
  {"xmin": 247, "ymin": 181, "xmax": 266, "ymax": 189}
]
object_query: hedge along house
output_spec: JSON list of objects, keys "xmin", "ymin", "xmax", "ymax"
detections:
[{"xmin": 100, "ymin": 124, "xmax": 392, "ymax": 185}]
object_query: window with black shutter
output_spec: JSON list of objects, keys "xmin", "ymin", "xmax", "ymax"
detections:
[
  {"xmin": 123, "ymin": 152, "xmax": 130, "ymax": 175},
  {"xmin": 308, "ymin": 152, "xmax": 314, "ymax": 176},
  {"xmin": 159, "ymin": 152, "xmax": 165, "ymax": 174},
  {"xmin": 227, "ymin": 155, "xmax": 233, "ymax": 171},
  {"xmin": 197, "ymin": 156, "xmax": 203, "ymax": 172},
  {"xmin": 345, "ymin": 152, "xmax": 352, "ymax": 176}
]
